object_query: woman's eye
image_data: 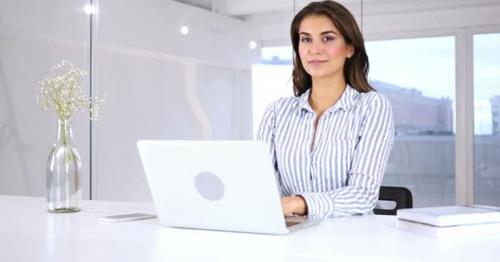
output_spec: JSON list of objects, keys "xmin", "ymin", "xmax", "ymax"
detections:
[
  {"xmin": 323, "ymin": 36, "xmax": 336, "ymax": 42},
  {"xmin": 300, "ymin": 37, "xmax": 311, "ymax": 43}
]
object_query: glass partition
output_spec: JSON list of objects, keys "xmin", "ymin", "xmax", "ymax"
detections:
[{"xmin": 0, "ymin": 0, "xmax": 91, "ymax": 198}]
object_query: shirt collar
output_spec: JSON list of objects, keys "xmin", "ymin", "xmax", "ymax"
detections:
[
  {"xmin": 297, "ymin": 89, "xmax": 313, "ymax": 113},
  {"xmin": 297, "ymin": 84, "xmax": 360, "ymax": 114}
]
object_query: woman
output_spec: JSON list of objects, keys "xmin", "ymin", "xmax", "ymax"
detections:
[{"xmin": 257, "ymin": 1, "xmax": 394, "ymax": 218}]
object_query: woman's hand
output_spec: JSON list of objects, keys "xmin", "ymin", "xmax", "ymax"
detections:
[{"xmin": 281, "ymin": 195, "xmax": 307, "ymax": 216}]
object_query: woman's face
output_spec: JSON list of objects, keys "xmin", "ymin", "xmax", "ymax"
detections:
[{"xmin": 298, "ymin": 15, "xmax": 353, "ymax": 80}]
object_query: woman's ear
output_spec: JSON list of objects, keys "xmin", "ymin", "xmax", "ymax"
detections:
[{"xmin": 346, "ymin": 44, "xmax": 355, "ymax": 58}]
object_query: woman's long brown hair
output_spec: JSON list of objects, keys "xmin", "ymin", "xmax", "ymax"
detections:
[{"xmin": 291, "ymin": 1, "xmax": 374, "ymax": 96}]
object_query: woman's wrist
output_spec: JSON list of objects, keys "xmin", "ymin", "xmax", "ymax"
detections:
[{"xmin": 292, "ymin": 195, "xmax": 307, "ymax": 216}]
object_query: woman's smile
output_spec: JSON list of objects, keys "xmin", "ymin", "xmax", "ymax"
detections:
[{"xmin": 308, "ymin": 59, "xmax": 328, "ymax": 65}]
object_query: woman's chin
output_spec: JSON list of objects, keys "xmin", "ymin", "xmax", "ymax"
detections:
[{"xmin": 306, "ymin": 71, "xmax": 332, "ymax": 79}]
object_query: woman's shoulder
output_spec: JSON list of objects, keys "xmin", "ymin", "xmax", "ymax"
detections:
[
  {"xmin": 259, "ymin": 96, "xmax": 299, "ymax": 130},
  {"xmin": 357, "ymin": 89, "xmax": 392, "ymax": 109},
  {"xmin": 264, "ymin": 95, "xmax": 302, "ymax": 115}
]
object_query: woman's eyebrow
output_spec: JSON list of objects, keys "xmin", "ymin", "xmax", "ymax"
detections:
[
  {"xmin": 320, "ymin": 31, "xmax": 338, "ymax": 35},
  {"xmin": 299, "ymin": 31, "xmax": 339, "ymax": 36}
]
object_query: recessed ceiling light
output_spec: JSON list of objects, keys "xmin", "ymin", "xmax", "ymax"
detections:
[
  {"xmin": 180, "ymin": 25, "xmax": 189, "ymax": 35},
  {"xmin": 249, "ymin": 40, "xmax": 257, "ymax": 49},
  {"xmin": 84, "ymin": 4, "xmax": 96, "ymax": 15}
]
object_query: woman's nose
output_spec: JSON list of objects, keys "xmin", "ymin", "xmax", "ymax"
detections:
[{"xmin": 308, "ymin": 41, "xmax": 322, "ymax": 54}]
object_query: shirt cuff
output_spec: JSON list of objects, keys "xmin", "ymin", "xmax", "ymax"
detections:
[{"xmin": 298, "ymin": 192, "xmax": 334, "ymax": 218}]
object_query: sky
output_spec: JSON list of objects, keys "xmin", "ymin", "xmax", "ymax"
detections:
[{"xmin": 366, "ymin": 36, "xmax": 456, "ymax": 100}]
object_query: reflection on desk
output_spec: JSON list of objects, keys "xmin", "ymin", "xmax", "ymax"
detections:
[{"xmin": 1, "ymin": 195, "xmax": 499, "ymax": 262}]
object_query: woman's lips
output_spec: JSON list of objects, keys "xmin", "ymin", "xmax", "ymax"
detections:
[{"xmin": 308, "ymin": 60, "xmax": 327, "ymax": 65}]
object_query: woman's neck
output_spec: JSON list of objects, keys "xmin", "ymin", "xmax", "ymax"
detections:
[{"xmin": 309, "ymin": 74, "xmax": 347, "ymax": 115}]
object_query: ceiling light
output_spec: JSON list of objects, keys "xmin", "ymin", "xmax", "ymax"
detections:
[
  {"xmin": 249, "ymin": 40, "xmax": 257, "ymax": 50},
  {"xmin": 84, "ymin": 4, "xmax": 96, "ymax": 15},
  {"xmin": 180, "ymin": 25, "xmax": 189, "ymax": 35}
]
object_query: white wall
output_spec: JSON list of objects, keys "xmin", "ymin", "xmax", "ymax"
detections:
[{"xmin": 91, "ymin": 0, "xmax": 257, "ymax": 201}]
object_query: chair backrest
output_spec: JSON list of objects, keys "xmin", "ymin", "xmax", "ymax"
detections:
[{"xmin": 374, "ymin": 186, "xmax": 413, "ymax": 215}]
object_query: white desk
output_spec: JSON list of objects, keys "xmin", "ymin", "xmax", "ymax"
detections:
[{"xmin": 1, "ymin": 195, "xmax": 499, "ymax": 262}]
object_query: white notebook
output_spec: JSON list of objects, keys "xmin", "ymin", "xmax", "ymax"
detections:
[
  {"xmin": 397, "ymin": 219, "xmax": 500, "ymax": 238},
  {"xmin": 397, "ymin": 205, "xmax": 500, "ymax": 227}
]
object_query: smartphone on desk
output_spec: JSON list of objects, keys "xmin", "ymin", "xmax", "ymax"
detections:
[{"xmin": 100, "ymin": 213, "xmax": 156, "ymax": 223}]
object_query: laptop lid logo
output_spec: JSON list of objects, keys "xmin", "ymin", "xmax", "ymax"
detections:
[{"xmin": 194, "ymin": 171, "xmax": 225, "ymax": 201}]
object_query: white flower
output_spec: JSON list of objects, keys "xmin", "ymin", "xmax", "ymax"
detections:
[{"xmin": 36, "ymin": 60, "xmax": 105, "ymax": 120}]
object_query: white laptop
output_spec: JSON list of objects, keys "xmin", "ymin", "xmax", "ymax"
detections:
[{"xmin": 137, "ymin": 140, "xmax": 321, "ymax": 235}]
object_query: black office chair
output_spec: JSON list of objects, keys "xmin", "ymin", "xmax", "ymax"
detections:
[{"xmin": 374, "ymin": 186, "xmax": 413, "ymax": 215}]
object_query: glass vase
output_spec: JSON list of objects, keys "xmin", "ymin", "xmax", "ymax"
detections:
[{"xmin": 46, "ymin": 118, "xmax": 82, "ymax": 213}]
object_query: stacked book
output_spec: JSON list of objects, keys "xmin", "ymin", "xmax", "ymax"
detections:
[{"xmin": 396, "ymin": 205, "xmax": 500, "ymax": 238}]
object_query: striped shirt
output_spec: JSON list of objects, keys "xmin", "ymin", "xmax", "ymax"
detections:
[{"xmin": 256, "ymin": 85, "xmax": 394, "ymax": 218}]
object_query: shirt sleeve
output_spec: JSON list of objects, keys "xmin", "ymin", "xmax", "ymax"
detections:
[
  {"xmin": 255, "ymin": 101, "xmax": 284, "ymax": 196},
  {"xmin": 300, "ymin": 93, "xmax": 395, "ymax": 218}
]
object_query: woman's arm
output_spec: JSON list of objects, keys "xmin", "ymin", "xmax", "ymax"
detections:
[{"xmin": 256, "ymin": 100, "xmax": 285, "ymax": 196}]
